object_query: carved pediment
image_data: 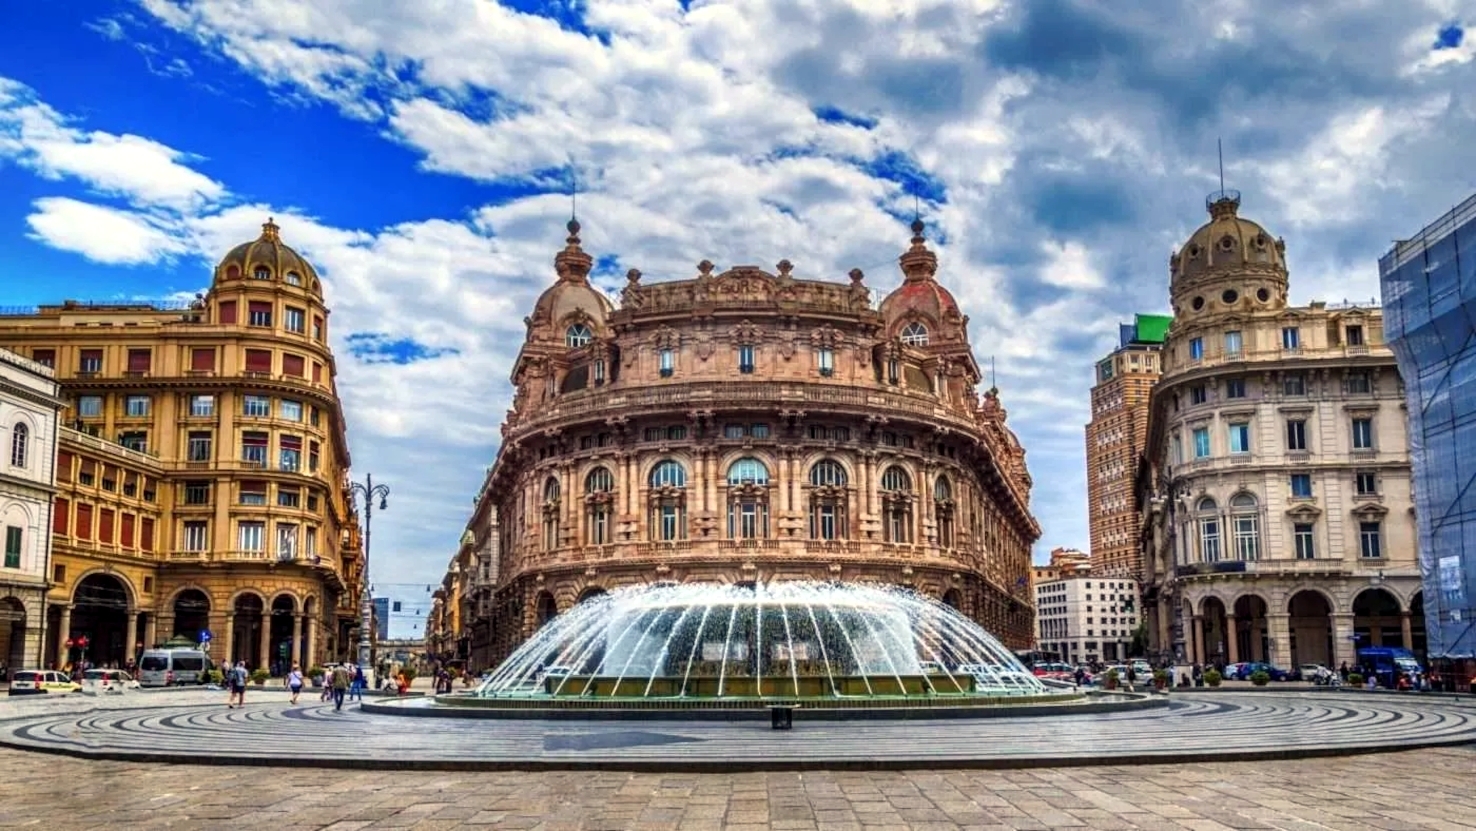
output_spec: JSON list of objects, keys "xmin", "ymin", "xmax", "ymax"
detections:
[
  {"xmin": 1285, "ymin": 503, "xmax": 1323, "ymax": 521},
  {"xmin": 1352, "ymin": 502, "xmax": 1389, "ymax": 519}
]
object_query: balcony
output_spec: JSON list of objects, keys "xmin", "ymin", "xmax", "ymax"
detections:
[{"xmin": 1175, "ymin": 558, "xmax": 1347, "ymax": 579}]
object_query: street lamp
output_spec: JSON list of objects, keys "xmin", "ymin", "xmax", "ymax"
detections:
[{"xmin": 348, "ymin": 473, "xmax": 390, "ymax": 672}]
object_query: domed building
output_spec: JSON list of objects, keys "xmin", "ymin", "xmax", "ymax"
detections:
[
  {"xmin": 1137, "ymin": 192, "xmax": 1421, "ymax": 670},
  {"xmin": 0, "ymin": 220, "xmax": 363, "ymax": 672},
  {"xmin": 449, "ymin": 218, "xmax": 1041, "ymax": 670}
]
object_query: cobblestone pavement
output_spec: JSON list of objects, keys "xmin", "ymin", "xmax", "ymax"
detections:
[{"xmin": 0, "ymin": 745, "xmax": 1472, "ymax": 831}]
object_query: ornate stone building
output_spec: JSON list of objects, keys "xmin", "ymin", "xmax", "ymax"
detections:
[
  {"xmin": 0, "ymin": 221, "xmax": 364, "ymax": 671},
  {"xmin": 1136, "ymin": 192, "xmax": 1420, "ymax": 670},
  {"xmin": 455, "ymin": 218, "xmax": 1040, "ymax": 668}
]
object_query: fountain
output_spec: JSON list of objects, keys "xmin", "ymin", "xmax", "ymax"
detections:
[{"xmin": 472, "ymin": 582, "xmax": 1053, "ymax": 707}]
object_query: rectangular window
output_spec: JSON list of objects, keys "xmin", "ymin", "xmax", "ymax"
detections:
[
  {"xmin": 79, "ymin": 349, "xmax": 103, "ymax": 373},
  {"xmin": 1290, "ymin": 474, "xmax": 1313, "ymax": 498},
  {"xmin": 218, "ymin": 300, "xmax": 237, "ymax": 324},
  {"xmin": 99, "ymin": 508, "xmax": 115, "ymax": 544},
  {"xmin": 75, "ymin": 503, "xmax": 93, "ymax": 541},
  {"xmin": 183, "ymin": 521, "xmax": 209, "ymax": 552},
  {"xmin": 659, "ymin": 348, "xmax": 675, "ymax": 377},
  {"xmin": 280, "ymin": 400, "xmax": 303, "ymax": 422},
  {"xmin": 312, "ymin": 362, "xmax": 323, "ymax": 384},
  {"xmin": 284, "ymin": 307, "xmax": 306, "ymax": 334},
  {"xmin": 312, "ymin": 315, "xmax": 324, "ymax": 342},
  {"xmin": 304, "ymin": 527, "xmax": 317, "ymax": 559},
  {"xmin": 1281, "ymin": 327, "xmax": 1300, "ymax": 350},
  {"xmin": 282, "ymin": 354, "xmax": 305, "ymax": 377},
  {"xmin": 121, "ymin": 514, "xmax": 135, "ymax": 548},
  {"xmin": 1293, "ymin": 523, "xmax": 1315, "ymax": 559},
  {"xmin": 1224, "ymin": 330, "xmax": 1242, "ymax": 356},
  {"xmin": 190, "ymin": 348, "xmax": 215, "ymax": 372},
  {"xmin": 239, "ymin": 481, "xmax": 267, "ymax": 506},
  {"xmin": 1346, "ymin": 371, "xmax": 1371, "ymax": 394},
  {"xmin": 1193, "ymin": 427, "xmax": 1210, "ymax": 458},
  {"xmin": 738, "ymin": 344, "xmax": 755, "ymax": 374},
  {"xmin": 238, "ymin": 521, "xmax": 265, "ymax": 552},
  {"xmin": 308, "ymin": 441, "xmax": 320, "ymax": 473},
  {"xmin": 1283, "ymin": 373, "xmax": 1306, "ymax": 396},
  {"xmin": 244, "ymin": 349, "xmax": 272, "ymax": 373},
  {"xmin": 724, "ymin": 424, "xmax": 746, "ymax": 439},
  {"xmin": 1359, "ymin": 521, "xmax": 1382, "ymax": 558},
  {"xmin": 32, "ymin": 348, "xmax": 55, "ymax": 368},
  {"xmin": 124, "ymin": 395, "xmax": 150, "ymax": 417},
  {"xmin": 1189, "ymin": 338, "xmax": 1203, "ymax": 360},
  {"xmin": 750, "ymin": 423, "xmax": 770, "ymax": 439},
  {"xmin": 1351, "ymin": 418, "xmax": 1374, "ymax": 450},
  {"xmin": 1286, "ymin": 420, "xmax": 1307, "ymax": 451},
  {"xmin": 53, "ymin": 498, "xmax": 69, "ymax": 535},
  {"xmin": 1356, "ymin": 472, "xmax": 1378, "ymax": 496},
  {"xmin": 1346, "ymin": 325, "xmax": 1365, "ymax": 346},
  {"xmin": 190, "ymin": 395, "xmax": 215, "ymax": 417},
  {"xmin": 243, "ymin": 395, "xmax": 270, "ymax": 418},
  {"xmin": 1228, "ymin": 423, "xmax": 1251, "ymax": 454},
  {"xmin": 119, "ymin": 431, "xmax": 148, "ymax": 453},
  {"xmin": 817, "ymin": 347, "xmax": 834, "ymax": 376},
  {"xmin": 242, "ymin": 432, "xmax": 269, "ymax": 466},
  {"xmin": 183, "ymin": 481, "xmax": 210, "ymax": 505},
  {"xmin": 280, "ymin": 435, "xmax": 302, "ymax": 472},
  {"xmin": 1225, "ymin": 378, "xmax": 1245, "ymax": 398},
  {"xmin": 141, "ymin": 517, "xmax": 154, "ymax": 552},
  {"xmin": 1189, "ymin": 385, "xmax": 1207, "ymax": 405},
  {"xmin": 186, "ymin": 432, "xmax": 212, "ymax": 462},
  {"xmin": 276, "ymin": 524, "xmax": 298, "ymax": 560},
  {"xmin": 247, "ymin": 301, "xmax": 272, "ymax": 327},
  {"xmin": 3, "ymin": 526, "xmax": 20, "ymax": 569},
  {"xmin": 78, "ymin": 396, "xmax": 102, "ymax": 417},
  {"xmin": 126, "ymin": 349, "xmax": 151, "ymax": 373},
  {"xmin": 277, "ymin": 487, "xmax": 300, "ymax": 508}
]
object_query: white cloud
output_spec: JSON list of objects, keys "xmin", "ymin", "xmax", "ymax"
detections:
[
  {"xmin": 25, "ymin": 197, "xmax": 190, "ymax": 264},
  {"xmin": 1037, "ymin": 240, "xmax": 1105, "ymax": 290}
]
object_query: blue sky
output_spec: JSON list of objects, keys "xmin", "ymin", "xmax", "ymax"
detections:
[{"xmin": 2, "ymin": 1, "xmax": 1475, "ymax": 638}]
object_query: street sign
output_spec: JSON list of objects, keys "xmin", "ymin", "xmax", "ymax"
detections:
[{"xmin": 200, "ymin": 630, "xmax": 213, "ymax": 643}]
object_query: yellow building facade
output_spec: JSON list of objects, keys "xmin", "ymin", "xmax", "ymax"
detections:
[{"xmin": 0, "ymin": 220, "xmax": 363, "ymax": 672}]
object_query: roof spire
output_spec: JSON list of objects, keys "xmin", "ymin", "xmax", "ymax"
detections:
[
  {"xmin": 260, "ymin": 217, "xmax": 280, "ymax": 242},
  {"xmin": 899, "ymin": 207, "xmax": 936, "ymax": 283},
  {"xmin": 555, "ymin": 215, "xmax": 592, "ymax": 283}
]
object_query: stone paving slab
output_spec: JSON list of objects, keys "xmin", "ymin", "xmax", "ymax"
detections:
[
  {"xmin": 1, "ymin": 691, "xmax": 1474, "ymax": 772},
  {"xmin": 0, "ymin": 746, "xmax": 1471, "ymax": 830}
]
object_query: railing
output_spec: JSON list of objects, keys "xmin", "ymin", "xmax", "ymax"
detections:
[
  {"xmin": 1176, "ymin": 558, "xmax": 1348, "ymax": 578},
  {"xmin": 59, "ymin": 426, "xmax": 164, "ymax": 468},
  {"xmin": 1169, "ymin": 343, "xmax": 1392, "ymax": 374}
]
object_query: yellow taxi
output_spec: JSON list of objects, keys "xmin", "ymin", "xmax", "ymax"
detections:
[{"xmin": 7, "ymin": 670, "xmax": 83, "ymax": 696}]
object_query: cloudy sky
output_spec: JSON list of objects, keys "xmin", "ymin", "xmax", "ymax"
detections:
[{"xmin": 2, "ymin": 1, "xmax": 1474, "ymax": 635}]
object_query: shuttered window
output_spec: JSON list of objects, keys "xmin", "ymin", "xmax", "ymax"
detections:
[
  {"xmin": 126, "ymin": 349, "xmax": 151, "ymax": 373},
  {"xmin": 191, "ymin": 348, "xmax": 215, "ymax": 372},
  {"xmin": 53, "ymin": 498, "xmax": 69, "ymax": 534},
  {"xmin": 244, "ymin": 349, "xmax": 272, "ymax": 373},
  {"xmin": 282, "ymin": 353, "xmax": 305, "ymax": 377},
  {"xmin": 218, "ymin": 300, "xmax": 237, "ymax": 324},
  {"xmin": 141, "ymin": 518, "xmax": 154, "ymax": 552},
  {"xmin": 121, "ymin": 514, "xmax": 136, "ymax": 548},
  {"xmin": 75, "ymin": 503, "xmax": 93, "ymax": 541},
  {"xmin": 312, "ymin": 362, "xmax": 323, "ymax": 383},
  {"xmin": 99, "ymin": 508, "xmax": 115, "ymax": 544}
]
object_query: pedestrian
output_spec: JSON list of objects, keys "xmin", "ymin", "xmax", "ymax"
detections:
[
  {"xmin": 330, "ymin": 664, "xmax": 350, "ymax": 711},
  {"xmin": 321, "ymin": 665, "xmax": 333, "ymax": 702},
  {"xmin": 227, "ymin": 661, "xmax": 248, "ymax": 708},
  {"xmin": 396, "ymin": 670, "xmax": 409, "ymax": 697},
  {"xmin": 1125, "ymin": 665, "xmax": 1137, "ymax": 693},
  {"xmin": 286, "ymin": 665, "xmax": 304, "ymax": 705},
  {"xmin": 350, "ymin": 664, "xmax": 366, "ymax": 702}
]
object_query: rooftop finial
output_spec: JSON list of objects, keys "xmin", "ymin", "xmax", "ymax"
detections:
[{"xmin": 261, "ymin": 217, "xmax": 280, "ymax": 242}]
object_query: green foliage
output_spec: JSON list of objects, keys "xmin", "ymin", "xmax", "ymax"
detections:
[
  {"xmin": 1348, "ymin": 672, "xmax": 1365, "ymax": 686},
  {"xmin": 1249, "ymin": 670, "xmax": 1271, "ymax": 686},
  {"xmin": 1204, "ymin": 669, "xmax": 1223, "ymax": 687},
  {"xmin": 206, "ymin": 669, "xmax": 224, "ymax": 686},
  {"xmin": 400, "ymin": 666, "xmax": 418, "ymax": 684},
  {"xmin": 1152, "ymin": 669, "xmax": 1170, "ymax": 683},
  {"xmin": 1129, "ymin": 622, "xmax": 1149, "ymax": 657},
  {"xmin": 307, "ymin": 666, "xmax": 325, "ymax": 682},
  {"xmin": 249, "ymin": 668, "xmax": 270, "ymax": 685}
]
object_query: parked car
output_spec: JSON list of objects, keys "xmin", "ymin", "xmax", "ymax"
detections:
[
  {"xmin": 83, "ymin": 669, "xmax": 141, "ymax": 693},
  {"xmin": 1239, "ymin": 662, "xmax": 1295, "ymax": 682},
  {"xmin": 138, "ymin": 649, "xmax": 213, "ymax": 687},
  {"xmin": 1301, "ymin": 664, "xmax": 1334, "ymax": 684},
  {"xmin": 7, "ymin": 669, "xmax": 82, "ymax": 696}
]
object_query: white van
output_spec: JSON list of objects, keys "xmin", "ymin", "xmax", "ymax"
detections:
[{"xmin": 138, "ymin": 649, "xmax": 213, "ymax": 687}]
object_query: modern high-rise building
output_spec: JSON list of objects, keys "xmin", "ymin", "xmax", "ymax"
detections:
[
  {"xmin": 373, "ymin": 596, "xmax": 390, "ymax": 641},
  {"xmin": 1086, "ymin": 314, "xmax": 1169, "ymax": 579},
  {"xmin": 1380, "ymin": 191, "xmax": 1476, "ymax": 660},
  {"xmin": 1136, "ymin": 191, "xmax": 1419, "ymax": 669}
]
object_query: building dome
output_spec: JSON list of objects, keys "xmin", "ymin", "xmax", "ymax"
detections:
[
  {"xmin": 214, "ymin": 218, "xmax": 322, "ymax": 297},
  {"xmin": 879, "ymin": 219, "xmax": 964, "ymax": 341},
  {"xmin": 1169, "ymin": 192, "xmax": 1289, "ymax": 317},
  {"xmin": 527, "ymin": 219, "xmax": 614, "ymax": 338}
]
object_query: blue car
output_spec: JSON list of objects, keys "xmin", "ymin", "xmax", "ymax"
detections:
[{"xmin": 1239, "ymin": 662, "xmax": 1294, "ymax": 682}]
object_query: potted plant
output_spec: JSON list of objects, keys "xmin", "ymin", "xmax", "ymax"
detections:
[
  {"xmin": 206, "ymin": 668, "xmax": 224, "ymax": 686},
  {"xmin": 400, "ymin": 667, "xmax": 418, "ymax": 686},
  {"xmin": 1102, "ymin": 668, "xmax": 1120, "ymax": 690},
  {"xmin": 1204, "ymin": 669, "xmax": 1223, "ymax": 687},
  {"xmin": 1249, "ymin": 669, "xmax": 1271, "ymax": 687},
  {"xmin": 250, "ymin": 668, "xmax": 269, "ymax": 686},
  {"xmin": 308, "ymin": 666, "xmax": 325, "ymax": 687},
  {"xmin": 1152, "ymin": 668, "xmax": 1170, "ymax": 690},
  {"xmin": 1347, "ymin": 672, "xmax": 1365, "ymax": 687}
]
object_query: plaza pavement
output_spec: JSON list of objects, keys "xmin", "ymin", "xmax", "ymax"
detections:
[{"xmin": 0, "ymin": 744, "xmax": 1471, "ymax": 830}]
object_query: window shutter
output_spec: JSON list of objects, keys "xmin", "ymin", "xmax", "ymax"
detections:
[
  {"xmin": 248, "ymin": 300, "xmax": 272, "ymax": 318},
  {"xmin": 191, "ymin": 348, "xmax": 215, "ymax": 371},
  {"xmin": 32, "ymin": 348, "xmax": 55, "ymax": 367},
  {"xmin": 99, "ymin": 509, "xmax": 115, "ymax": 544},
  {"xmin": 280, "ymin": 435, "xmax": 302, "ymax": 451},
  {"xmin": 312, "ymin": 362, "xmax": 323, "ymax": 383},
  {"xmin": 245, "ymin": 349, "xmax": 272, "ymax": 373},
  {"xmin": 127, "ymin": 349, "xmax": 151, "ymax": 373},
  {"xmin": 121, "ymin": 513, "xmax": 136, "ymax": 548},
  {"xmin": 75, "ymin": 503, "xmax": 93, "ymax": 541},
  {"xmin": 282, "ymin": 354, "xmax": 305, "ymax": 377},
  {"xmin": 53, "ymin": 498, "xmax": 69, "ymax": 534},
  {"xmin": 141, "ymin": 518, "xmax": 155, "ymax": 552},
  {"xmin": 219, "ymin": 300, "xmax": 237, "ymax": 324}
]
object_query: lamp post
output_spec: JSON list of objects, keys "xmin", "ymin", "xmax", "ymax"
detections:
[{"xmin": 348, "ymin": 473, "xmax": 390, "ymax": 672}]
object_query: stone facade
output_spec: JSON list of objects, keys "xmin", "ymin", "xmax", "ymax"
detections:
[
  {"xmin": 0, "ymin": 221, "xmax": 363, "ymax": 672},
  {"xmin": 0, "ymin": 348, "xmax": 63, "ymax": 670},
  {"xmin": 1137, "ymin": 192, "xmax": 1420, "ymax": 671},
  {"xmin": 446, "ymin": 219, "xmax": 1040, "ymax": 669}
]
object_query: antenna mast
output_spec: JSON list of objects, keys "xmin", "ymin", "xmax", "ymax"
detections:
[
  {"xmin": 1217, "ymin": 138, "xmax": 1225, "ymax": 195},
  {"xmin": 570, "ymin": 162, "xmax": 578, "ymax": 221}
]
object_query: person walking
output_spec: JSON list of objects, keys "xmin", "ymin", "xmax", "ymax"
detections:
[
  {"xmin": 330, "ymin": 664, "xmax": 351, "ymax": 711},
  {"xmin": 227, "ymin": 661, "xmax": 249, "ymax": 708},
  {"xmin": 286, "ymin": 665, "xmax": 304, "ymax": 705},
  {"xmin": 350, "ymin": 664, "xmax": 366, "ymax": 702}
]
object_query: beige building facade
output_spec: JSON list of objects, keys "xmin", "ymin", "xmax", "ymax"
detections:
[
  {"xmin": 449, "ymin": 219, "xmax": 1041, "ymax": 668},
  {"xmin": 1137, "ymin": 192, "xmax": 1420, "ymax": 671}
]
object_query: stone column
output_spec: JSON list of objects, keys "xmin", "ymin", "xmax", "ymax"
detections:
[
  {"xmin": 127, "ymin": 610, "xmax": 141, "ymax": 658},
  {"xmin": 56, "ymin": 605, "xmax": 72, "ymax": 668},
  {"xmin": 143, "ymin": 614, "xmax": 157, "ymax": 651},
  {"xmin": 224, "ymin": 613, "xmax": 235, "ymax": 664},
  {"xmin": 257, "ymin": 618, "xmax": 270, "ymax": 672},
  {"xmin": 1332, "ymin": 612, "xmax": 1355, "ymax": 669},
  {"xmin": 1226, "ymin": 616, "xmax": 1240, "ymax": 664},
  {"xmin": 1267, "ymin": 613, "xmax": 1292, "ymax": 669},
  {"xmin": 306, "ymin": 614, "xmax": 318, "ymax": 668},
  {"xmin": 292, "ymin": 614, "xmax": 303, "ymax": 669},
  {"xmin": 1400, "ymin": 612, "xmax": 1413, "ymax": 650},
  {"xmin": 1191, "ymin": 614, "xmax": 1204, "ymax": 665}
]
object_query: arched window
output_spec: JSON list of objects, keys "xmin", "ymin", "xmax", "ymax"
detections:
[
  {"xmin": 252, "ymin": 266, "xmax": 271, "ymax": 280},
  {"xmin": 541, "ymin": 476, "xmax": 561, "ymax": 551},
  {"xmin": 1197, "ymin": 497, "xmax": 1220, "ymax": 563},
  {"xmin": 807, "ymin": 459, "xmax": 849, "ymax": 540},
  {"xmin": 585, "ymin": 467, "xmax": 615, "ymax": 545},
  {"xmin": 10, "ymin": 422, "xmax": 27, "ymax": 469},
  {"xmin": 1230, "ymin": 493, "xmax": 1260, "ymax": 561},
  {"xmin": 726, "ymin": 458, "xmax": 770, "ymax": 539},
  {"xmin": 285, "ymin": 271, "xmax": 302, "ymax": 286},
  {"xmin": 880, "ymin": 465, "xmax": 913, "ymax": 543},
  {"xmin": 900, "ymin": 321, "xmax": 929, "ymax": 346},
  {"xmin": 566, "ymin": 323, "xmax": 593, "ymax": 348},
  {"xmin": 648, "ymin": 460, "xmax": 687, "ymax": 541},
  {"xmin": 934, "ymin": 475, "xmax": 954, "ymax": 548}
]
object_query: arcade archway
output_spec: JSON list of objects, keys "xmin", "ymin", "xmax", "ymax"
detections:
[
  {"xmin": 231, "ymin": 593, "xmax": 265, "ymax": 668},
  {"xmin": 1287, "ymin": 590, "xmax": 1332, "ymax": 667},
  {"xmin": 171, "ymin": 589, "xmax": 211, "ymax": 645},
  {"xmin": 70, "ymin": 573, "xmax": 132, "ymax": 666}
]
